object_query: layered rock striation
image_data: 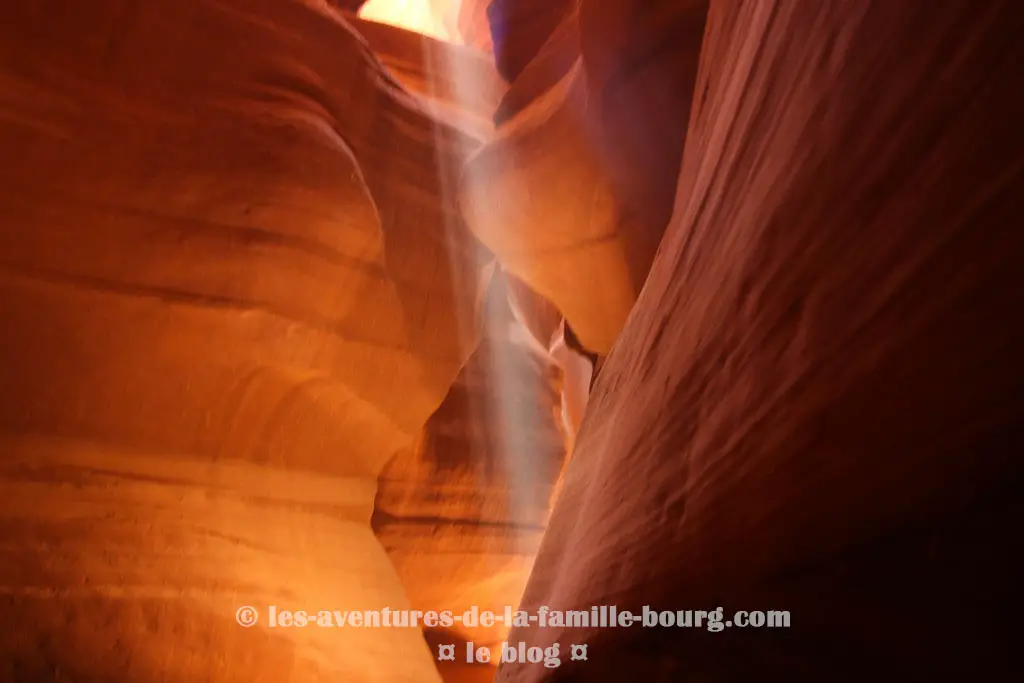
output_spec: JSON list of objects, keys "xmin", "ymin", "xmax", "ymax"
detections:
[
  {"xmin": 498, "ymin": 0, "xmax": 1024, "ymax": 680},
  {"xmin": 0, "ymin": 1, "xmax": 497, "ymax": 680},
  {"xmin": 461, "ymin": 0, "xmax": 708, "ymax": 355}
]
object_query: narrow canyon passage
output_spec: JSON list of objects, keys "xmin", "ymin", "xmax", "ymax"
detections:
[{"xmin": 1, "ymin": 1, "xmax": 1022, "ymax": 682}]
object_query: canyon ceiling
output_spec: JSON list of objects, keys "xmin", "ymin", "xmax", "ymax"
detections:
[{"xmin": 1, "ymin": 1, "xmax": 1022, "ymax": 682}]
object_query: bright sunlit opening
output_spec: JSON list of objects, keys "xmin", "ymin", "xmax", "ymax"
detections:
[{"xmin": 359, "ymin": 0, "xmax": 462, "ymax": 43}]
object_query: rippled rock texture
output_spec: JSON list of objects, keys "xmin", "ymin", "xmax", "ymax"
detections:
[
  {"xmin": 498, "ymin": 0, "xmax": 1024, "ymax": 680},
  {"xmin": 3, "ymin": 0, "xmax": 1022, "ymax": 682},
  {"xmin": 0, "ymin": 1, "xmax": 495, "ymax": 681},
  {"xmin": 461, "ymin": 0, "xmax": 708, "ymax": 354},
  {"xmin": 374, "ymin": 267, "xmax": 567, "ymax": 682}
]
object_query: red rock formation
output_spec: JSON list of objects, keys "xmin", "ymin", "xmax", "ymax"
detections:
[
  {"xmin": 4, "ymin": 1, "xmax": 1020, "ymax": 682},
  {"xmin": 487, "ymin": 0, "xmax": 575, "ymax": 83},
  {"xmin": 458, "ymin": 0, "xmax": 496, "ymax": 53},
  {"xmin": 493, "ymin": 7, "xmax": 580, "ymax": 124},
  {"xmin": 578, "ymin": 0, "xmax": 709, "ymax": 289},
  {"xmin": 338, "ymin": 20, "xmax": 570, "ymax": 682},
  {"xmin": 328, "ymin": 0, "xmax": 370, "ymax": 11},
  {"xmin": 498, "ymin": 0, "xmax": 1024, "ymax": 680},
  {"xmin": 462, "ymin": 0, "xmax": 707, "ymax": 355},
  {"xmin": 374, "ymin": 270, "xmax": 566, "ymax": 681},
  {"xmin": 462, "ymin": 62, "xmax": 638, "ymax": 354},
  {"xmin": 0, "ymin": 1, "xmax": 495, "ymax": 680},
  {"xmin": 502, "ymin": 270, "xmax": 564, "ymax": 354},
  {"xmin": 346, "ymin": 15, "xmax": 507, "ymax": 139}
]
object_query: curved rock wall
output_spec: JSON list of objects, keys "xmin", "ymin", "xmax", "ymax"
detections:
[
  {"xmin": 346, "ymin": 14, "xmax": 507, "ymax": 140},
  {"xmin": 458, "ymin": 0, "xmax": 496, "ymax": 53},
  {"xmin": 374, "ymin": 270, "xmax": 567, "ymax": 681},
  {"xmin": 5, "ymin": 1, "xmax": 1019, "ymax": 681},
  {"xmin": 487, "ymin": 0, "xmax": 575, "ymax": 83},
  {"xmin": 337, "ymin": 20, "xmax": 571, "ymax": 682},
  {"xmin": 498, "ymin": 0, "xmax": 1024, "ymax": 680},
  {"xmin": 462, "ymin": 0, "xmax": 708, "ymax": 355},
  {"xmin": 0, "ymin": 1, "xmax": 494, "ymax": 680}
]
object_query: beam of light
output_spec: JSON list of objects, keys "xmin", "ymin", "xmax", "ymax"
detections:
[
  {"xmin": 359, "ymin": 0, "xmax": 580, "ymax": 649},
  {"xmin": 360, "ymin": 0, "xmax": 573, "ymax": 643}
]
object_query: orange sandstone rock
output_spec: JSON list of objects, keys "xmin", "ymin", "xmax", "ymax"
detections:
[{"xmin": 0, "ymin": 1, "xmax": 494, "ymax": 680}]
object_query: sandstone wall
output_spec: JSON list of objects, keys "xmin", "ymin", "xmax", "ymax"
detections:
[
  {"xmin": 0, "ymin": 1, "xmax": 494, "ymax": 680},
  {"xmin": 498, "ymin": 0, "xmax": 1024, "ymax": 679},
  {"xmin": 462, "ymin": 0, "xmax": 708, "ymax": 355}
]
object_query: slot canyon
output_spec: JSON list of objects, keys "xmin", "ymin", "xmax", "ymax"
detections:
[{"xmin": 0, "ymin": 0, "xmax": 1021, "ymax": 681}]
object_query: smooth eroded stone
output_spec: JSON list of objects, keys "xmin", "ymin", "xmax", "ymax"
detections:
[
  {"xmin": 498, "ymin": 0, "xmax": 1024, "ymax": 680},
  {"xmin": 0, "ymin": 0, "xmax": 494, "ymax": 680}
]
